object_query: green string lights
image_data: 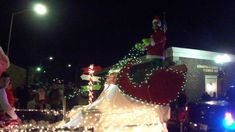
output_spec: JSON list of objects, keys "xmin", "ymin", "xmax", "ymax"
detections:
[
  {"xmin": 111, "ymin": 38, "xmax": 149, "ymax": 72},
  {"xmin": 65, "ymin": 38, "xmax": 149, "ymax": 101}
]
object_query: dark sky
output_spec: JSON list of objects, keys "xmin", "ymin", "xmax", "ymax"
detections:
[{"xmin": 1, "ymin": 0, "xmax": 235, "ymax": 76}]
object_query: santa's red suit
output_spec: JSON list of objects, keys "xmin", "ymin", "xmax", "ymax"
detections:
[
  {"xmin": 146, "ymin": 16, "xmax": 167, "ymax": 57},
  {"xmin": 147, "ymin": 30, "xmax": 166, "ymax": 56}
]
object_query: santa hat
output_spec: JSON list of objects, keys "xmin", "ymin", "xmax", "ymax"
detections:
[{"xmin": 152, "ymin": 16, "xmax": 161, "ymax": 27}]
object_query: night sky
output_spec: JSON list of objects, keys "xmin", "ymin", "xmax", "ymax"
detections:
[{"xmin": 1, "ymin": 1, "xmax": 235, "ymax": 79}]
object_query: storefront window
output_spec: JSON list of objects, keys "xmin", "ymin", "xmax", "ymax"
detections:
[{"xmin": 205, "ymin": 75, "xmax": 217, "ymax": 97}]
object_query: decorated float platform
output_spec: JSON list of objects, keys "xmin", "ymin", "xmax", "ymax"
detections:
[{"xmin": 0, "ymin": 17, "xmax": 188, "ymax": 132}]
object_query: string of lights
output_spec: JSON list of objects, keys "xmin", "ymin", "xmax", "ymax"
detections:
[
  {"xmin": 64, "ymin": 39, "xmax": 146, "ymax": 100},
  {"xmin": 88, "ymin": 64, "xmax": 95, "ymax": 104},
  {"xmin": 118, "ymin": 61, "xmax": 187, "ymax": 105}
]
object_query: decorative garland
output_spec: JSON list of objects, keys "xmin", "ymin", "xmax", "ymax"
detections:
[
  {"xmin": 64, "ymin": 38, "xmax": 148, "ymax": 99},
  {"xmin": 63, "ymin": 37, "xmax": 187, "ymax": 105},
  {"xmin": 111, "ymin": 42, "xmax": 146, "ymax": 72}
]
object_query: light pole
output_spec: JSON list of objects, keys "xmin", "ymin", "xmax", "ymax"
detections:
[
  {"xmin": 6, "ymin": 3, "xmax": 47, "ymax": 56},
  {"xmin": 214, "ymin": 54, "xmax": 231, "ymax": 96}
]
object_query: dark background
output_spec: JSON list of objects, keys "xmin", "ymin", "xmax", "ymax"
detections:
[{"xmin": 0, "ymin": 0, "xmax": 235, "ymax": 80}]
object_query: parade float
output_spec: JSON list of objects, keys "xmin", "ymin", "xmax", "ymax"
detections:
[
  {"xmin": 53, "ymin": 16, "xmax": 187, "ymax": 132},
  {"xmin": 0, "ymin": 16, "xmax": 187, "ymax": 132}
]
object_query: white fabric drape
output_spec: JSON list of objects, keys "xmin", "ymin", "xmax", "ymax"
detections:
[{"xmin": 58, "ymin": 84, "xmax": 170, "ymax": 132}]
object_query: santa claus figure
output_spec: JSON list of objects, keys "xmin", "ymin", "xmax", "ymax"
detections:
[{"xmin": 146, "ymin": 16, "xmax": 167, "ymax": 57}]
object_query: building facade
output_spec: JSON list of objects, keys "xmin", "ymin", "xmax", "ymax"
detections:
[{"xmin": 165, "ymin": 47, "xmax": 235, "ymax": 101}]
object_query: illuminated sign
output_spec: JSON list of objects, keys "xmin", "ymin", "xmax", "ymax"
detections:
[{"xmin": 197, "ymin": 65, "xmax": 218, "ymax": 73}]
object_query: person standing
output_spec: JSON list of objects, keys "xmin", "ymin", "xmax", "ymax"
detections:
[
  {"xmin": 64, "ymin": 82, "xmax": 76, "ymax": 110},
  {"xmin": 0, "ymin": 73, "xmax": 18, "ymax": 120},
  {"xmin": 36, "ymin": 87, "xmax": 47, "ymax": 109},
  {"xmin": 0, "ymin": 47, "xmax": 20, "ymax": 126},
  {"xmin": 146, "ymin": 16, "xmax": 167, "ymax": 57},
  {"xmin": 47, "ymin": 82, "xmax": 62, "ymax": 110}
]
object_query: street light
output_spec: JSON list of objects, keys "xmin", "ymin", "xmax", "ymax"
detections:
[
  {"xmin": 36, "ymin": 66, "xmax": 42, "ymax": 72},
  {"xmin": 49, "ymin": 56, "xmax": 54, "ymax": 60},
  {"xmin": 6, "ymin": 3, "xmax": 47, "ymax": 56},
  {"xmin": 67, "ymin": 64, "xmax": 72, "ymax": 68},
  {"xmin": 214, "ymin": 54, "xmax": 231, "ymax": 96},
  {"xmin": 38, "ymin": 56, "xmax": 53, "ymax": 70},
  {"xmin": 215, "ymin": 54, "xmax": 231, "ymax": 64},
  {"xmin": 33, "ymin": 3, "xmax": 47, "ymax": 15}
]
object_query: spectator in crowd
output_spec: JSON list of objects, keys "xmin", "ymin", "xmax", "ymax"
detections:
[
  {"xmin": 35, "ymin": 87, "xmax": 47, "ymax": 109},
  {"xmin": 0, "ymin": 73, "xmax": 21, "ymax": 124},
  {"xmin": 27, "ymin": 92, "xmax": 37, "ymax": 109},
  {"xmin": 47, "ymin": 82, "xmax": 62, "ymax": 110},
  {"xmin": 64, "ymin": 82, "xmax": 76, "ymax": 110},
  {"xmin": 176, "ymin": 90, "xmax": 188, "ymax": 121},
  {"xmin": 0, "ymin": 47, "xmax": 21, "ymax": 125},
  {"xmin": 27, "ymin": 87, "xmax": 50, "ymax": 109}
]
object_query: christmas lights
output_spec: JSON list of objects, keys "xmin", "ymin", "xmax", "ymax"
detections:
[
  {"xmin": 118, "ymin": 61, "xmax": 187, "ymax": 105},
  {"xmin": 0, "ymin": 36, "xmax": 188, "ymax": 131},
  {"xmin": 15, "ymin": 109, "xmax": 63, "ymax": 116},
  {"xmin": 88, "ymin": 64, "xmax": 94, "ymax": 104}
]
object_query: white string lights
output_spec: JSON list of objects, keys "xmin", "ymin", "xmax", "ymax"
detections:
[
  {"xmin": 88, "ymin": 64, "xmax": 95, "ymax": 104},
  {"xmin": 117, "ymin": 61, "xmax": 187, "ymax": 105}
]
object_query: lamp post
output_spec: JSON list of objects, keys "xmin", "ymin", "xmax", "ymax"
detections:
[
  {"xmin": 214, "ymin": 54, "xmax": 231, "ymax": 96},
  {"xmin": 6, "ymin": 3, "xmax": 47, "ymax": 56}
]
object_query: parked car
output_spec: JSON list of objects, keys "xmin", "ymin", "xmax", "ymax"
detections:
[{"xmin": 185, "ymin": 100, "xmax": 235, "ymax": 132}]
